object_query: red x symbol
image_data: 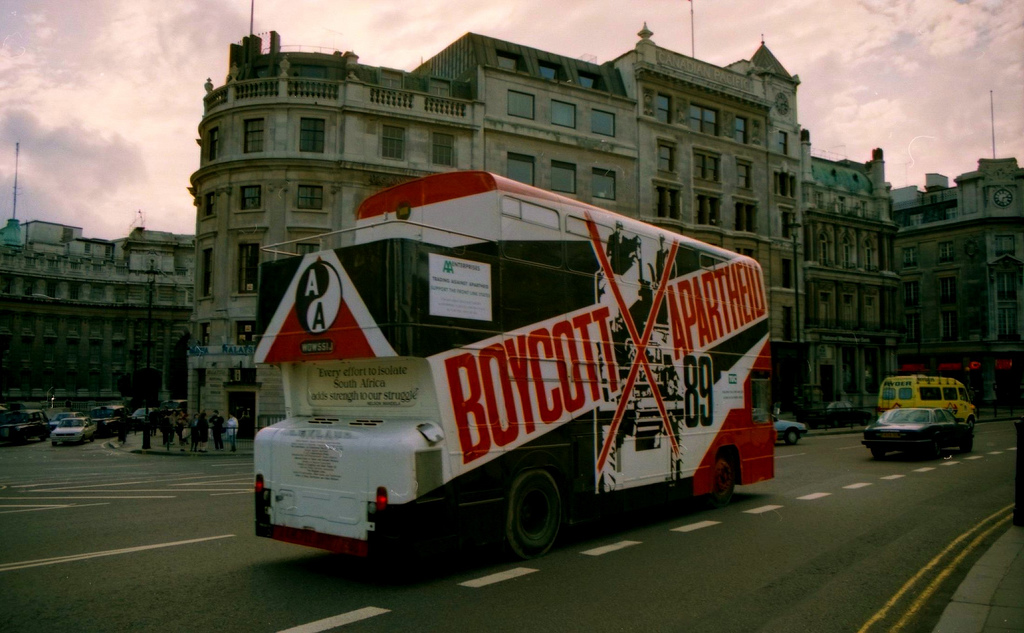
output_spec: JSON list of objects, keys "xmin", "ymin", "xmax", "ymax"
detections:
[{"xmin": 584, "ymin": 213, "xmax": 680, "ymax": 473}]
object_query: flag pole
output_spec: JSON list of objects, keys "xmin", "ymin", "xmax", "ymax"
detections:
[
  {"xmin": 990, "ymin": 90, "xmax": 996, "ymax": 159},
  {"xmin": 690, "ymin": 0, "xmax": 695, "ymax": 57}
]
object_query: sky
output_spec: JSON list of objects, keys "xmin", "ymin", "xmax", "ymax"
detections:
[{"xmin": 1, "ymin": 0, "xmax": 1021, "ymax": 240}]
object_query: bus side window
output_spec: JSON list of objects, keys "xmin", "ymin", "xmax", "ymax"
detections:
[
  {"xmin": 566, "ymin": 215, "xmax": 610, "ymax": 273},
  {"xmin": 501, "ymin": 199, "xmax": 563, "ymax": 268},
  {"xmin": 898, "ymin": 387, "xmax": 913, "ymax": 399},
  {"xmin": 919, "ymin": 387, "xmax": 941, "ymax": 401},
  {"xmin": 958, "ymin": 388, "xmax": 969, "ymax": 401},
  {"xmin": 942, "ymin": 387, "xmax": 957, "ymax": 400},
  {"xmin": 882, "ymin": 386, "xmax": 896, "ymax": 400}
]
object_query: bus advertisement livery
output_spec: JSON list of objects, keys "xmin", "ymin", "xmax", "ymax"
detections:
[{"xmin": 253, "ymin": 171, "xmax": 775, "ymax": 559}]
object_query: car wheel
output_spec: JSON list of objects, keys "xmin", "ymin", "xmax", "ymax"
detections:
[
  {"xmin": 870, "ymin": 447, "xmax": 886, "ymax": 460},
  {"xmin": 784, "ymin": 428, "xmax": 799, "ymax": 445},
  {"xmin": 928, "ymin": 439, "xmax": 942, "ymax": 459},
  {"xmin": 706, "ymin": 452, "xmax": 737, "ymax": 509},
  {"xmin": 965, "ymin": 416, "xmax": 975, "ymax": 432},
  {"xmin": 959, "ymin": 437, "xmax": 973, "ymax": 453},
  {"xmin": 505, "ymin": 469, "xmax": 561, "ymax": 559}
]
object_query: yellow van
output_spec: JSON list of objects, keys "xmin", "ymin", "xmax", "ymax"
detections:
[{"xmin": 877, "ymin": 375, "xmax": 978, "ymax": 429}]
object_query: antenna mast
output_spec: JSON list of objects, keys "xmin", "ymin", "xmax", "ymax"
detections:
[
  {"xmin": 12, "ymin": 142, "xmax": 19, "ymax": 220},
  {"xmin": 990, "ymin": 90, "xmax": 996, "ymax": 159}
]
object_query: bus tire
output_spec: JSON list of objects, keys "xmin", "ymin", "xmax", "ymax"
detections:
[
  {"xmin": 706, "ymin": 452, "xmax": 737, "ymax": 509},
  {"xmin": 505, "ymin": 469, "xmax": 561, "ymax": 559}
]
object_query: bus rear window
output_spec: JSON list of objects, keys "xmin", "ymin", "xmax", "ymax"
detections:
[
  {"xmin": 898, "ymin": 387, "xmax": 912, "ymax": 399},
  {"xmin": 919, "ymin": 387, "xmax": 941, "ymax": 400},
  {"xmin": 882, "ymin": 387, "xmax": 896, "ymax": 400}
]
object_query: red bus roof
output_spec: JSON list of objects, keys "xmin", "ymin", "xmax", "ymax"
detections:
[{"xmin": 356, "ymin": 171, "xmax": 575, "ymax": 219}]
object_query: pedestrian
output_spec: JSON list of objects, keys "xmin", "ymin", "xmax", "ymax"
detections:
[
  {"xmin": 210, "ymin": 410, "xmax": 224, "ymax": 450},
  {"xmin": 176, "ymin": 413, "xmax": 187, "ymax": 451},
  {"xmin": 197, "ymin": 412, "xmax": 209, "ymax": 452},
  {"xmin": 160, "ymin": 411, "xmax": 173, "ymax": 448},
  {"xmin": 117, "ymin": 414, "xmax": 127, "ymax": 445},
  {"xmin": 189, "ymin": 413, "xmax": 200, "ymax": 452},
  {"xmin": 225, "ymin": 411, "xmax": 238, "ymax": 452}
]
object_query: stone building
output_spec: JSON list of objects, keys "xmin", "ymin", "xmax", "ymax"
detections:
[
  {"xmin": 190, "ymin": 27, "xmax": 897, "ymax": 421},
  {"xmin": 892, "ymin": 158, "xmax": 1024, "ymax": 404},
  {"xmin": 0, "ymin": 222, "xmax": 193, "ymax": 408}
]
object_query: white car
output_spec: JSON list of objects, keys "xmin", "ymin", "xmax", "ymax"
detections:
[{"xmin": 50, "ymin": 417, "xmax": 97, "ymax": 445}]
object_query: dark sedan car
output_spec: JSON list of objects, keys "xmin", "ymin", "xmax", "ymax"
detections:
[
  {"xmin": 0, "ymin": 409, "xmax": 50, "ymax": 443},
  {"xmin": 90, "ymin": 405, "xmax": 128, "ymax": 437},
  {"xmin": 862, "ymin": 407, "xmax": 972, "ymax": 460},
  {"xmin": 800, "ymin": 400, "xmax": 875, "ymax": 429}
]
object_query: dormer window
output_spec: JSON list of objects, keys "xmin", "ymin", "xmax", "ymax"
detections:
[
  {"xmin": 577, "ymin": 71, "xmax": 599, "ymax": 89},
  {"xmin": 497, "ymin": 52, "xmax": 520, "ymax": 71},
  {"xmin": 380, "ymin": 70, "xmax": 402, "ymax": 89},
  {"xmin": 538, "ymin": 61, "xmax": 561, "ymax": 80}
]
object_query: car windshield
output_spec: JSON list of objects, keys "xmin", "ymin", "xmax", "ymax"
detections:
[
  {"xmin": 59, "ymin": 419, "xmax": 84, "ymax": 427},
  {"xmin": 878, "ymin": 410, "xmax": 931, "ymax": 425}
]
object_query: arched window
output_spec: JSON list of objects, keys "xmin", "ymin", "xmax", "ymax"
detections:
[
  {"xmin": 842, "ymin": 236, "xmax": 853, "ymax": 268},
  {"xmin": 819, "ymin": 234, "xmax": 831, "ymax": 265},
  {"xmin": 864, "ymin": 241, "xmax": 875, "ymax": 270}
]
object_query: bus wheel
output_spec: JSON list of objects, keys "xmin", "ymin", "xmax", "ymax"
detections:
[
  {"xmin": 506, "ymin": 469, "xmax": 561, "ymax": 559},
  {"xmin": 707, "ymin": 453, "xmax": 737, "ymax": 508}
]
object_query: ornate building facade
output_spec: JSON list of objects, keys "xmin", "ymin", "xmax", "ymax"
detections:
[
  {"xmin": 892, "ymin": 158, "xmax": 1024, "ymax": 404},
  {"xmin": 0, "ymin": 222, "xmax": 193, "ymax": 408}
]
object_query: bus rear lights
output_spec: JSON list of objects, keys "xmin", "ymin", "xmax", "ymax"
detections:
[{"xmin": 375, "ymin": 486, "xmax": 388, "ymax": 512}]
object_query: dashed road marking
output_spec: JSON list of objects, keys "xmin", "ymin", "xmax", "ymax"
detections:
[
  {"xmin": 1008, "ymin": 447, "xmax": 1018, "ymax": 451},
  {"xmin": 797, "ymin": 493, "xmax": 831, "ymax": 500},
  {"xmin": 940, "ymin": 461, "xmax": 959, "ymax": 467},
  {"xmin": 0, "ymin": 502, "xmax": 109, "ymax": 515},
  {"xmin": 744, "ymin": 505, "xmax": 783, "ymax": 514},
  {"xmin": 0, "ymin": 534, "xmax": 235, "ymax": 573},
  {"xmin": 844, "ymin": 483, "xmax": 872, "ymax": 489},
  {"xmin": 581, "ymin": 540, "xmax": 641, "ymax": 556},
  {"xmin": 671, "ymin": 520, "xmax": 720, "ymax": 533},
  {"xmin": 988, "ymin": 451, "xmax": 1003, "ymax": 455},
  {"xmin": 881, "ymin": 475, "xmax": 905, "ymax": 480},
  {"xmin": 459, "ymin": 567, "xmax": 538, "ymax": 588},
  {"xmin": 913, "ymin": 467, "xmax": 935, "ymax": 473},
  {"xmin": 277, "ymin": 607, "xmax": 391, "ymax": 633},
  {"xmin": 775, "ymin": 453, "xmax": 806, "ymax": 459},
  {"xmin": 964, "ymin": 456, "xmax": 984, "ymax": 460}
]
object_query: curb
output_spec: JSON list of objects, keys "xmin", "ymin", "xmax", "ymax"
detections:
[{"xmin": 104, "ymin": 440, "xmax": 250, "ymax": 457}]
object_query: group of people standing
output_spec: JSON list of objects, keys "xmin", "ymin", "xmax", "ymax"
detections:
[{"xmin": 155, "ymin": 409, "xmax": 239, "ymax": 452}]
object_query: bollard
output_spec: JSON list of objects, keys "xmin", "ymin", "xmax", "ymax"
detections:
[{"xmin": 1016, "ymin": 418, "xmax": 1023, "ymax": 526}]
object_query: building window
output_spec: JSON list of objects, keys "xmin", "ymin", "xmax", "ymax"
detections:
[
  {"xmin": 538, "ymin": 61, "xmax": 561, "ymax": 80},
  {"xmin": 995, "ymin": 235, "xmax": 1015, "ymax": 256},
  {"xmin": 781, "ymin": 211, "xmax": 794, "ymax": 238},
  {"xmin": 658, "ymin": 144, "xmax": 675, "ymax": 172},
  {"xmin": 297, "ymin": 185, "xmax": 323, "ymax": 210},
  {"xmin": 429, "ymin": 79, "xmax": 450, "ymax": 97},
  {"xmin": 864, "ymin": 243, "xmax": 876, "ymax": 270},
  {"xmin": 550, "ymin": 161, "xmax": 576, "ymax": 193},
  {"xmin": 592, "ymin": 110, "xmax": 615, "ymax": 136},
  {"xmin": 69, "ymin": 284, "xmax": 80, "ymax": 300},
  {"xmin": 695, "ymin": 194, "xmax": 720, "ymax": 226},
  {"xmin": 380, "ymin": 70, "xmax": 402, "ymax": 89},
  {"xmin": 902, "ymin": 246, "xmax": 918, "ymax": 267},
  {"xmin": 842, "ymin": 238, "xmax": 854, "ymax": 268},
  {"xmin": 508, "ymin": 90, "xmax": 535, "ymax": 119},
  {"xmin": 938, "ymin": 241, "xmax": 954, "ymax": 263},
  {"xmin": 997, "ymin": 307, "xmax": 1018, "ymax": 337},
  {"xmin": 734, "ymin": 116, "xmax": 748, "ymax": 144},
  {"xmin": 496, "ymin": 52, "xmax": 520, "ymax": 71},
  {"xmin": 577, "ymin": 71, "xmax": 599, "ymax": 89},
  {"xmin": 904, "ymin": 281, "xmax": 919, "ymax": 307},
  {"xmin": 693, "ymin": 152, "xmax": 719, "ymax": 181},
  {"xmin": 236, "ymin": 321, "xmax": 257, "ymax": 345},
  {"xmin": 432, "ymin": 133, "xmax": 454, "ymax": 166},
  {"xmin": 656, "ymin": 186, "xmax": 680, "ymax": 220},
  {"xmin": 734, "ymin": 202, "xmax": 756, "ymax": 232},
  {"xmin": 781, "ymin": 258, "xmax": 792, "ymax": 288},
  {"xmin": 206, "ymin": 127, "xmax": 219, "ymax": 161},
  {"xmin": 737, "ymin": 162, "xmax": 751, "ymax": 188},
  {"xmin": 688, "ymin": 104, "xmax": 717, "ymax": 135},
  {"xmin": 941, "ymin": 311, "xmax": 958, "ymax": 340},
  {"xmin": 551, "ymin": 100, "xmax": 575, "ymax": 128},
  {"xmin": 777, "ymin": 130, "xmax": 789, "ymax": 155},
  {"xmin": 241, "ymin": 185, "xmax": 261, "ymax": 210},
  {"xmin": 592, "ymin": 168, "xmax": 616, "ymax": 200},
  {"xmin": 507, "ymin": 153, "xmax": 534, "ymax": 185},
  {"xmin": 905, "ymin": 313, "xmax": 920, "ymax": 342},
  {"xmin": 775, "ymin": 172, "xmax": 796, "ymax": 197},
  {"xmin": 655, "ymin": 94, "xmax": 671, "ymax": 123},
  {"xmin": 939, "ymin": 277, "xmax": 957, "ymax": 304},
  {"xmin": 782, "ymin": 306, "xmax": 793, "ymax": 341},
  {"xmin": 996, "ymin": 271, "xmax": 1017, "ymax": 300},
  {"xmin": 238, "ymin": 244, "xmax": 259, "ymax": 294},
  {"xmin": 201, "ymin": 248, "xmax": 213, "ymax": 297},
  {"xmin": 199, "ymin": 322, "xmax": 210, "ymax": 345},
  {"xmin": 299, "ymin": 118, "xmax": 325, "ymax": 153},
  {"xmin": 244, "ymin": 119, "xmax": 264, "ymax": 153},
  {"xmin": 204, "ymin": 192, "xmax": 216, "ymax": 217},
  {"xmin": 381, "ymin": 125, "xmax": 405, "ymax": 160}
]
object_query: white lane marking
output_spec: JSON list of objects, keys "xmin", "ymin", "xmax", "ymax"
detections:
[
  {"xmin": 459, "ymin": 567, "xmax": 539, "ymax": 588},
  {"xmin": 837, "ymin": 445, "xmax": 864, "ymax": 451},
  {"xmin": 581, "ymin": 540, "xmax": 641, "ymax": 556},
  {"xmin": 940, "ymin": 461, "xmax": 960, "ymax": 467},
  {"xmin": 988, "ymin": 451, "xmax": 1003, "ymax": 455},
  {"xmin": 0, "ymin": 534, "xmax": 235, "ymax": 573},
  {"xmin": 24, "ymin": 489, "xmax": 249, "ymax": 493},
  {"xmin": 797, "ymin": 493, "xmax": 831, "ymax": 500},
  {"xmin": 172, "ymin": 479, "xmax": 253, "ymax": 486},
  {"xmin": 35, "ymin": 481, "xmax": 146, "ymax": 492},
  {"xmin": 1008, "ymin": 447, "xmax": 1018, "ymax": 451},
  {"xmin": 0, "ymin": 496, "xmax": 175, "ymax": 500},
  {"xmin": 0, "ymin": 503, "xmax": 110, "ymax": 515},
  {"xmin": 913, "ymin": 467, "xmax": 936, "ymax": 472},
  {"xmin": 209, "ymin": 491, "xmax": 254, "ymax": 496},
  {"xmin": 964, "ymin": 456, "xmax": 984, "ymax": 460},
  {"xmin": 671, "ymin": 520, "xmax": 720, "ymax": 533},
  {"xmin": 880, "ymin": 475, "xmax": 906, "ymax": 480},
  {"xmin": 844, "ymin": 483, "xmax": 872, "ymax": 489},
  {"xmin": 775, "ymin": 453, "xmax": 806, "ymax": 459},
  {"xmin": 744, "ymin": 505, "xmax": 783, "ymax": 514},
  {"xmin": 277, "ymin": 607, "xmax": 390, "ymax": 633}
]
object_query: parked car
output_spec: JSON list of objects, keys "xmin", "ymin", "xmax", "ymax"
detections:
[
  {"xmin": 160, "ymin": 400, "xmax": 188, "ymax": 414},
  {"xmin": 131, "ymin": 408, "xmax": 152, "ymax": 428},
  {"xmin": 50, "ymin": 417, "xmax": 97, "ymax": 445},
  {"xmin": 774, "ymin": 418, "xmax": 808, "ymax": 445},
  {"xmin": 49, "ymin": 411, "xmax": 87, "ymax": 433},
  {"xmin": 798, "ymin": 400, "xmax": 874, "ymax": 429},
  {"xmin": 0, "ymin": 409, "xmax": 50, "ymax": 443},
  {"xmin": 861, "ymin": 407, "xmax": 972, "ymax": 460},
  {"xmin": 91, "ymin": 405, "xmax": 128, "ymax": 437}
]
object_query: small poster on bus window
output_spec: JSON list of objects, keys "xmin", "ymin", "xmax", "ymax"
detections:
[{"xmin": 428, "ymin": 253, "xmax": 492, "ymax": 321}]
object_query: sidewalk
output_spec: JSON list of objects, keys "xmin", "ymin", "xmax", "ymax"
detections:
[
  {"xmin": 107, "ymin": 431, "xmax": 253, "ymax": 456},
  {"xmin": 932, "ymin": 524, "xmax": 1024, "ymax": 633}
]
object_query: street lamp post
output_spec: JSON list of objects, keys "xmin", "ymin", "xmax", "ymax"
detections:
[
  {"xmin": 789, "ymin": 221, "xmax": 803, "ymax": 394},
  {"xmin": 141, "ymin": 263, "xmax": 157, "ymax": 450}
]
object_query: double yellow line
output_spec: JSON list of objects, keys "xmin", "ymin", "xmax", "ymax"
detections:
[{"xmin": 858, "ymin": 504, "xmax": 1014, "ymax": 632}]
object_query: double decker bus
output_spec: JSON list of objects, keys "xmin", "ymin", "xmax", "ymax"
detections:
[{"xmin": 253, "ymin": 171, "xmax": 774, "ymax": 559}]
